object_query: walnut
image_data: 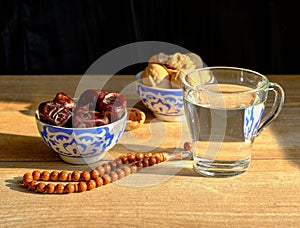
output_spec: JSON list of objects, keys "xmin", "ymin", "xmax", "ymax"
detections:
[
  {"xmin": 166, "ymin": 53, "xmax": 196, "ymax": 71},
  {"xmin": 142, "ymin": 52, "xmax": 203, "ymax": 89},
  {"xmin": 125, "ymin": 108, "xmax": 146, "ymax": 131},
  {"xmin": 141, "ymin": 64, "xmax": 170, "ymax": 88}
]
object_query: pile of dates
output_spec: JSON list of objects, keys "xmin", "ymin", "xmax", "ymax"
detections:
[{"xmin": 38, "ymin": 89, "xmax": 126, "ymax": 128}]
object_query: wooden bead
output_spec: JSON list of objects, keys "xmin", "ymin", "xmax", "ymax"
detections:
[
  {"xmin": 130, "ymin": 164, "xmax": 138, "ymax": 173},
  {"xmin": 37, "ymin": 182, "xmax": 46, "ymax": 193},
  {"xmin": 23, "ymin": 181, "xmax": 30, "ymax": 188},
  {"xmin": 55, "ymin": 183, "xmax": 65, "ymax": 194},
  {"xmin": 67, "ymin": 173, "xmax": 72, "ymax": 181},
  {"xmin": 81, "ymin": 171, "xmax": 91, "ymax": 181},
  {"xmin": 136, "ymin": 161, "xmax": 143, "ymax": 170},
  {"xmin": 127, "ymin": 153, "xmax": 136, "ymax": 163},
  {"xmin": 119, "ymin": 155, "xmax": 128, "ymax": 164},
  {"xmin": 59, "ymin": 171, "xmax": 69, "ymax": 181},
  {"xmin": 74, "ymin": 183, "xmax": 79, "ymax": 192},
  {"xmin": 29, "ymin": 180, "xmax": 38, "ymax": 191},
  {"xmin": 50, "ymin": 171, "xmax": 59, "ymax": 181},
  {"xmin": 158, "ymin": 153, "xmax": 164, "ymax": 162},
  {"xmin": 40, "ymin": 171, "xmax": 50, "ymax": 181},
  {"xmin": 96, "ymin": 166, "xmax": 105, "ymax": 176},
  {"xmin": 116, "ymin": 169, "xmax": 125, "ymax": 180},
  {"xmin": 144, "ymin": 152, "xmax": 152, "ymax": 159},
  {"xmin": 77, "ymin": 182, "xmax": 87, "ymax": 192},
  {"xmin": 23, "ymin": 173, "xmax": 32, "ymax": 182},
  {"xmin": 108, "ymin": 161, "xmax": 117, "ymax": 171},
  {"xmin": 102, "ymin": 174, "xmax": 111, "ymax": 185},
  {"xmin": 153, "ymin": 153, "xmax": 162, "ymax": 163},
  {"xmin": 136, "ymin": 152, "xmax": 144, "ymax": 161},
  {"xmin": 95, "ymin": 177, "xmax": 103, "ymax": 187},
  {"xmin": 114, "ymin": 158, "xmax": 123, "ymax": 168},
  {"xmin": 148, "ymin": 157, "xmax": 156, "ymax": 166},
  {"xmin": 65, "ymin": 183, "xmax": 75, "ymax": 193},
  {"xmin": 184, "ymin": 141, "xmax": 192, "ymax": 151},
  {"xmin": 46, "ymin": 183, "xmax": 55, "ymax": 193},
  {"xmin": 23, "ymin": 173, "xmax": 33, "ymax": 187},
  {"xmin": 142, "ymin": 158, "xmax": 149, "ymax": 167},
  {"xmin": 156, "ymin": 155, "xmax": 162, "ymax": 163},
  {"xmin": 32, "ymin": 170, "xmax": 41, "ymax": 180},
  {"xmin": 122, "ymin": 166, "xmax": 131, "ymax": 176},
  {"xmin": 102, "ymin": 164, "xmax": 111, "ymax": 173},
  {"xmin": 71, "ymin": 171, "xmax": 81, "ymax": 181},
  {"xmin": 87, "ymin": 180, "xmax": 96, "ymax": 190},
  {"xmin": 110, "ymin": 172, "xmax": 118, "ymax": 182},
  {"xmin": 90, "ymin": 170, "xmax": 99, "ymax": 180}
]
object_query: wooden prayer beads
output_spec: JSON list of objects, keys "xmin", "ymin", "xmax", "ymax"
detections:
[{"xmin": 22, "ymin": 152, "xmax": 169, "ymax": 194}]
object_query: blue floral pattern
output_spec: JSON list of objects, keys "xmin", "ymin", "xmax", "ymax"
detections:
[
  {"xmin": 39, "ymin": 114, "xmax": 126, "ymax": 158},
  {"xmin": 137, "ymin": 84, "xmax": 184, "ymax": 116},
  {"xmin": 244, "ymin": 103, "xmax": 265, "ymax": 140}
]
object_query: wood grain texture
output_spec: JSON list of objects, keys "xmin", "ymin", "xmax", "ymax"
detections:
[{"xmin": 0, "ymin": 75, "xmax": 299, "ymax": 227}]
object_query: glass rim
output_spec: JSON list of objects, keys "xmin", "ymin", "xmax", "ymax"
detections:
[{"xmin": 182, "ymin": 66, "xmax": 269, "ymax": 94}]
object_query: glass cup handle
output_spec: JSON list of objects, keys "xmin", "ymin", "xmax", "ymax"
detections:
[{"xmin": 256, "ymin": 82, "xmax": 285, "ymax": 136}]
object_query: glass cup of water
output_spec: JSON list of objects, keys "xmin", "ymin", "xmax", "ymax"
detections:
[{"xmin": 182, "ymin": 67, "xmax": 285, "ymax": 177}]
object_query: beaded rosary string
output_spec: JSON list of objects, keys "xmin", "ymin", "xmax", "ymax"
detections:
[{"xmin": 22, "ymin": 151, "xmax": 188, "ymax": 194}]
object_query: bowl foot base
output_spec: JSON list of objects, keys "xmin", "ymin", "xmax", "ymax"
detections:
[
  {"xmin": 59, "ymin": 153, "xmax": 106, "ymax": 165},
  {"xmin": 153, "ymin": 113, "xmax": 185, "ymax": 122}
]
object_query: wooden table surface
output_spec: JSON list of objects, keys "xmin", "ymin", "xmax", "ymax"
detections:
[{"xmin": 0, "ymin": 75, "xmax": 299, "ymax": 227}]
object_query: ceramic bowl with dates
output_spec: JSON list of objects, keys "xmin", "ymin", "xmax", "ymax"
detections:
[
  {"xmin": 136, "ymin": 52, "xmax": 204, "ymax": 121},
  {"xmin": 35, "ymin": 90, "xmax": 127, "ymax": 164}
]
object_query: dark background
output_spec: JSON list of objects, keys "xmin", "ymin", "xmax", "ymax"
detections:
[{"xmin": 0, "ymin": 0, "xmax": 299, "ymax": 75}]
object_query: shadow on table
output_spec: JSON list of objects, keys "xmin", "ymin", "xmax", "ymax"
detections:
[
  {"xmin": 113, "ymin": 143, "xmax": 200, "ymax": 178},
  {"xmin": 262, "ymin": 91, "xmax": 300, "ymax": 169},
  {"xmin": 0, "ymin": 133, "xmax": 60, "ymax": 167},
  {"xmin": 268, "ymin": 123, "xmax": 300, "ymax": 169},
  {"xmin": 5, "ymin": 177, "xmax": 39, "ymax": 194}
]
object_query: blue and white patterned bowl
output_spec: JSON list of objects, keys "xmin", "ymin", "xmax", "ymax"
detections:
[
  {"xmin": 35, "ymin": 111, "xmax": 127, "ymax": 164},
  {"xmin": 136, "ymin": 71, "xmax": 184, "ymax": 121}
]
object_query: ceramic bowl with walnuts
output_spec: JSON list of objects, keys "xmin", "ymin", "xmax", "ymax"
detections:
[
  {"xmin": 136, "ymin": 71, "xmax": 184, "ymax": 122},
  {"xmin": 136, "ymin": 52, "xmax": 204, "ymax": 121}
]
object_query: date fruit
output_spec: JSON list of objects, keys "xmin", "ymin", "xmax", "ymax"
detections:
[
  {"xmin": 100, "ymin": 92, "xmax": 127, "ymax": 122},
  {"xmin": 77, "ymin": 89, "xmax": 108, "ymax": 110},
  {"xmin": 53, "ymin": 92, "xmax": 76, "ymax": 109},
  {"xmin": 38, "ymin": 90, "xmax": 126, "ymax": 128},
  {"xmin": 73, "ymin": 104, "xmax": 110, "ymax": 128},
  {"xmin": 38, "ymin": 92, "xmax": 75, "ymax": 127}
]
